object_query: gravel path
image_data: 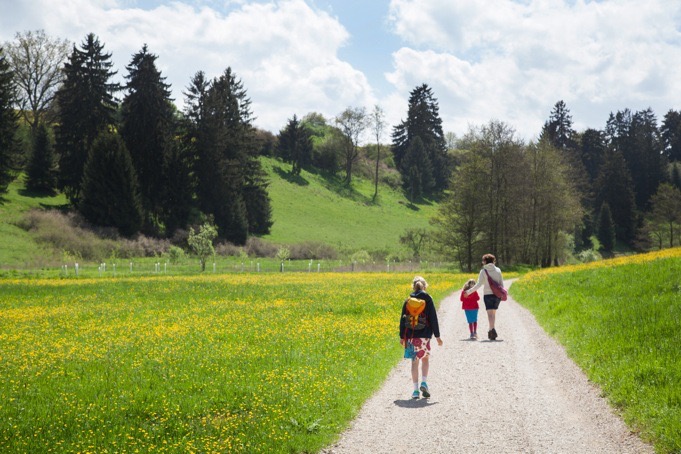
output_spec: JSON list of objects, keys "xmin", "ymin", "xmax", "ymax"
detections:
[{"xmin": 323, "ymin": 282, "xmax": 653, "ymax": 454}]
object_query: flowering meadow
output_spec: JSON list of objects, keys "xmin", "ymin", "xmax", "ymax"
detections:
[
  {"xmin": 0, "ymin": 272, "xmax": 462, "ymax": 453},
  {"xmin": 512, "ymin": 248, "xmax": 681, "ymax": 453}
]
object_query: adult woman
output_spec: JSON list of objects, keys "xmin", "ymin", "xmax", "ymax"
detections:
[{"xmin": 465, "ymin": 253, "xmax": 504, "ymax": 340}]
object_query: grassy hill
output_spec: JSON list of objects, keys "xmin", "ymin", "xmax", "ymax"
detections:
[
  {"xmin": 260, "ymin": 157, "xmax": 437, "ymax": 254},
  {"xmin": 0, "ymin": 159, "xmax": 438, "ymax": 268}
]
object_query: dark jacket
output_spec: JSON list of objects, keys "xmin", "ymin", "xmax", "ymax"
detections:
[{"xmin": 399, "ymin": 290, "xmax": 440, "ymax": 339}]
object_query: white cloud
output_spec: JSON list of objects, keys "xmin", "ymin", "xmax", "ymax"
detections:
[
  {"xmin": 0, "ymin": 0, "xmax": 376, "ymax": 132},
  {"xmin": 386, "ymin": 0, "xmax": 681, "ymax": 139}
]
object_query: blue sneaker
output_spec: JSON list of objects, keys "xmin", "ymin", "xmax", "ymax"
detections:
[
  {"xmin": 419, "ymin": 382, "xmax": 430, "ymax": 398},
  {"xmin": 411, "ymin": 389, "xmax": 420, "ymax": 399}
]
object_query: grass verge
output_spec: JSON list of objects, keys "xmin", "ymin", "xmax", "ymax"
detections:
[{"xmin": 511, "ymin": 248, "xmax": 681, "ymax": 453}]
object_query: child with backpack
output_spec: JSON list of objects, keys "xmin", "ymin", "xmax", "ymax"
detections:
[
  {"xmin": 460, "ymin": 278, "xmax": 480, "ymax": 340},
  {"xmin": 400, "ymin": 276, "xmax": 443, "ymax": 399}
]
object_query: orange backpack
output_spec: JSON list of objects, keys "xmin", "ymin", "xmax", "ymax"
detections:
[{"xmin": 404, "ymin": 297, "xmax": 427, "ymax": 331}]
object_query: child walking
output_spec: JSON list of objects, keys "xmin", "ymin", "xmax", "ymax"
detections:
[
  {"xmin": 460, "ymin": 278, "xmax": 480, "ymax": 340},
  {"xmin": 400, "ymin": 276, "xmax": 443, "ymax": 399}
]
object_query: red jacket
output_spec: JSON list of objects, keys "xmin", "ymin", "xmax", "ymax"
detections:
[{"xmin": 460, "ymin": 291, "xmax": 480, "ymax": 310}]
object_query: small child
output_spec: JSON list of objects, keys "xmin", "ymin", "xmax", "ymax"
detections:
[{"xmin": 460, "ymin": 279, "xmax": 480, "ymax": 340}]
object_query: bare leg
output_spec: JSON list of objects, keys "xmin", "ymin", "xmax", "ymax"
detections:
[
  {"xmin": 487, "ymin": 309, "xmax": 497, "ymax": 330},
  {"xmin": 421, "ymin": 355, "xmax": 430, "ymax": 379},
  {"xmin": 411, "ymin": 358, "xmax": 419, "ymax": 383}
]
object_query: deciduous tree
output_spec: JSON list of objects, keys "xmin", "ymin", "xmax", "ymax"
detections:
[
  {"xmin": 335, "ymin": 106, "xmax": 367, "ymax": 184},
  {"xmin": 3, "ymin": 30, "xmax": 70, "ymax": 133}
]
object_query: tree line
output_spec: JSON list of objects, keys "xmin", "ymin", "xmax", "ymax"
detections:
[{"xmin": 1, "ymin": 30, "xmax": 680, "ymax": 266}]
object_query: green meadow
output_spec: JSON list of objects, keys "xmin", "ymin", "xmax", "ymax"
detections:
[
  {"xmin": 512, "ymin": 249, "xmax": 681, "ymax": 454},
  {"xmin": 0, "ymin": 272, "xmax": 461, "ymax": 453}
]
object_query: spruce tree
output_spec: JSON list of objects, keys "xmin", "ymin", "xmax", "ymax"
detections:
[
  {"xmin": 25, "ymin": 123, "xmax": 57, "ymax": 194},
  {"xmin": 540, "ymin": 100, "xmax": 577, "ymax": 151},
  {"xmin": 120, "ymin": 45, "xmax": 174, "ymax": 231},
  {"xmin": 54, "ymin": 33, "xmax": 118, "ymax": 204},
  {"xmin": 672, "ymin": 164, "xmax": 681, "ymax": 190},
  {"xmin": 162, "ymin": 132, "xmax": 195, "ymax": 236},
  {"xmin": 661, "ymin": 109, "xmax": 681, "ymax": 162},
  {"xmin": 278, "ymin": 114, "xmax": 312, "ymax": 175},
  {"xmin": 0, "ymin": 47, "xmax": 19, "ymax": 196},
  {"xmin": 79, "ymin": 129, "xmax": 143, "ymax": 236},
  {"xmin": 401, "ymin": 136, "xmax": 433, "ymax": 202},
  {"xmin": 186, "ymin": 67, "xmax": 272, "ymax": 244},
  {"xmin": 392, "ymin": 84, "xmax": 450, "ymax": 194},
  {"xmin": 597, "ymin": 202, "xmax": 616, "ymax": 252},
  {"xmin": 594, "ymin": 150, "xmax": 637, "ymax": 245}
]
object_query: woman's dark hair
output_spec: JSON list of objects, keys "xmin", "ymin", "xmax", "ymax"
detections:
[{"xmin": 482, "ymin": 253, "xmax": 496, "ymax": 264}]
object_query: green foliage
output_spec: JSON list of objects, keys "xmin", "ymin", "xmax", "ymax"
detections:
[
  {"xmin": 597, "ymin": 202, "xmax": 616, "ymax": 252},
  {"xmin": 392, "ymin": 84, "xmax": 450, "ymax": 194},
  {"xmin": 594, "ymin": 149, "xmax": 637, "ymax": 244},
  {"xmin": 54, "ymin": 33, "xmax": 119, "ymax": 204},
  {"xmin": 188, "ymin": 222, "xmax": 217, "ymax": 271},
  {"xmin": 277, "ymin": 114, "xmax": 312, "ymax": 175},
  {"xmin": 0, "ymin": 46, "xmax": 19, "ymax": 195},
  {"xmin": 25, "ymin": 122, "xmax": 57, "ymax": 194},
  {"xmin": 166, "ymin": 245, "xmax": 185, "ymax": 264},
  {"xmin": 79, "ymin": 129, "xmax": 143, "ymax": 237},
  {"xmin": 120, "ymin": 44, "xmax": 174, "ymax": 232},
  {"xmin": 513, "ymin": 256, "xmax": 681, "ymax": 453}
]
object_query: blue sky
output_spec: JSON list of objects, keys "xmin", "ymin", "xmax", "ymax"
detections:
[{"xmin": 2, "ymin": 0, "xmax": 681, "ymax": 142}]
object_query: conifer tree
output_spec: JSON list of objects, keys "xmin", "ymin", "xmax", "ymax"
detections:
[
  {"xmin": 54, "ymin": 33, "xmax": 118, "ymax": 204},
  {"xmin": 25, "ymin": 123, "xmax": 57, "ymax": 194},
  {"xmin": 392, "ymin": 84, "xmax": 450, "ymax": 194},
  {"xmin": 594, "ymin": 150, "xmax": 637, "ymax": 245},
  {"xmin": 278, "ymin": 114, "xmax": 312, "ymax": 175},
  {"xmin": 540, "ymin": 100, "xmax": 577, "ymax": 151},
  {"xmin": 401, "ymin": 136, "xmax": 433, "ymax": 202},
  {"xmin": 120, "ymin": 45, "xmax": 174, "ymax": 231},
  {"xmin": 79, "ymin": 129, "xmax": 143, "ymax": 236},
  {"xmin": 0, "ymin": 47, "xmax": 19, "ymax": 196},
  {"xmin": 597, "ymin": 202, "xmax": 616, "ymax": 253},
  {"xmin": 186, "ymin": 67, "xmax": 272, "ymax": 244}
]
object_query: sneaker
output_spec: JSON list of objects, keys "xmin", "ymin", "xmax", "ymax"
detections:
[
  {"xmin": 473, "ymin": 332, "xmax": 478, "ymax": 340},
  {"xmin": 419, "ymin": 382, "xmax": 430, "ymax": 398},
  {"xmin": 469, "ymin": 333, "xmax": 475, "ymax": 340},
  {"xmin": 411, "ymin": 389, "xmax": 420, "ymax": 399},
  {"xmin": 490, "ymin": 328, "xmax": 498, "ymax": 340}
]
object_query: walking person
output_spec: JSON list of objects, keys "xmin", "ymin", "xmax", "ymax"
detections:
[
  {"xmin": 460, "ymin": 278, "xmax": 480, "ymax": 340},
  {"xmin": 400, "ymin": 276, "xmax": 443, "ymax": 399},
  {"xmin": 465, "ymin": 254, "xmax": 504, "ymax": 340}
]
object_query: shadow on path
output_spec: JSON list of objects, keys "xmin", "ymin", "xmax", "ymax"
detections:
[{"xmin": 393, "ymin": 399, "xmax": 439, "ymax": 409}]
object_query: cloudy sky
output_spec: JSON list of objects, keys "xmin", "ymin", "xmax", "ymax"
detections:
[{"xmin": 2, "ymin": 0, "xmax": 681, "ymax": 142}]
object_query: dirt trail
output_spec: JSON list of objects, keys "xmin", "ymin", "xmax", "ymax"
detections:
[{"xmin": 323, "ymin": 282, "xmax": 653, "ymax": 454}]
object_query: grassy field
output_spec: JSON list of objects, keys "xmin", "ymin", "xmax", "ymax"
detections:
[
  {"xmin": 511, "ymin": 248, "xmax": 681, "ymax": 454},
  {"xmin": 260, "ymin": 157, "xmax": 437, "ymax": 253},
  {"xmin": 0, "ymin": 272, "xmax": 463, "ymax": 453}
]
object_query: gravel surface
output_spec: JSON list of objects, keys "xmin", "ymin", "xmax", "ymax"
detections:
[{"xmin": 323, "ymin": 282, "xmax": 653, "ymax": 454}]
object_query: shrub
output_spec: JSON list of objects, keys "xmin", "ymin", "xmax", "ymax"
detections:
[
  {"xmin": 166, "ymin": 246, "xmax": 186, "ymax": 264},
  {"xmin": 288, "ymin": 241, "xmax": 338, "ymax": 260}
]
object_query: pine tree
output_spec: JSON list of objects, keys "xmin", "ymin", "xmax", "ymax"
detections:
[
  {"xmin": 120, "ymin": 45, "xmax": 174, "ymax": 231},
  {"xmin": 392, "ymin": 84, "xmax": 450, "ymax": 194},
  {"xmin": 594, "ymin": 150, "xmax": 637, "ymax": 245},
  {"xmin": 578, "ymin": 128, "xmax": 606, "ymax": 183},
  {"xmin": 278, "ymin": 114, "xmax": 312, "ymax": 175},
  {"xmin": 0, "ymin": 47, "xmax": 19, "ymax": 195},
  {"xmin": 540, "ymin": 100, "xmax": 577, "ymax": 151},
  {"xmin": 672, "ymin": 164, "xmax": 681, "ymax": 190},
  {"xmin": 25, "ymin": 122, "xmax": 57, "ymax": 194},
  {"xmin": 79, "ymin": 129, "xmax": 143, "ymax": 236},
  {"xmin": 597, "ymin": 202, "xmax": 616, "ymax": 252},
  {"xmin": 661, "ymin": 109, "xmax": 681, "ymax": 162},
  {"xmin": 186, "ymin": 67, "xmax": 271, "ymax": 244},
  {"xmin": 54, "ymin": 33, "xmax": 119, "ymax": 204},
  {"xmin": 401, "ymin": 136, "xmax": 433, "ymax": 202},
  {"xmin": 162, "ymin": 131, "xmax": 195, "ymax": 235}
]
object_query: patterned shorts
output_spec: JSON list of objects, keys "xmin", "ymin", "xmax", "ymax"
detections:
[{"xmin": 409, "ymin": 337, "xmax": 431, "ymax": 360}]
